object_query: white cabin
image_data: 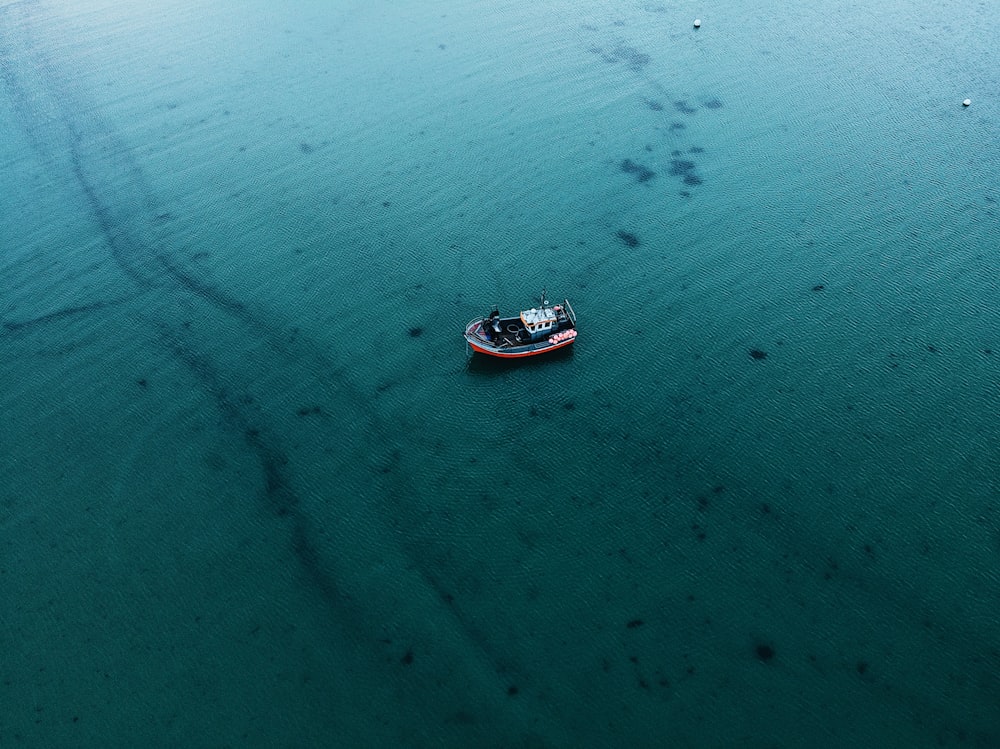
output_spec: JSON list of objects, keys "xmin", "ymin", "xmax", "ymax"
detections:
[{"xmin": 520, "ymin": 306, "xmax": 558, "ymax": 341}]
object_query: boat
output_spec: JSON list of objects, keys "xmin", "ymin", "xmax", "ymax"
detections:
[{"xmin": 464, "ymin": 290, "xmax": 577, "ymax": 359}]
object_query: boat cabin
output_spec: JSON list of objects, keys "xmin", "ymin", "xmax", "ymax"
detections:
[{"xmin": 520, "ymin": 306, "xmax": 558, "ymax": 342}]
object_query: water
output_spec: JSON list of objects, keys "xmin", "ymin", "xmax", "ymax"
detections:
[{"xmin": 2, "ymin": 0, "xmax": 999, "ymax": 746}]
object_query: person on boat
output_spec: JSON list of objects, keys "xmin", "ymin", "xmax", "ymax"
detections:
[{"xmin": 488, "ymin": 309, "xmax": 501, "ymax": 341}]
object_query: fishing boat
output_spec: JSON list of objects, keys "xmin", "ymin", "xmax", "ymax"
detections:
[{"xmin": 464, "ymin": 291, "xmax": 577, "ymax": 359}]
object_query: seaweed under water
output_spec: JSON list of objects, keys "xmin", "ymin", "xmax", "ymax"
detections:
[
  {"xmin": 616, "ymin": 230, "xmax": 640, "ymax": 248},
  {"xmin": 609, "ymin": 43, "xmax": 651, "ymax": 72},
  {"xmin": 668, "ymin": 158, "xmax": 704, "ymax": 186},
  {"xmin": 620, "ymin": 158, "xmax": 655, "ymax": 182}
]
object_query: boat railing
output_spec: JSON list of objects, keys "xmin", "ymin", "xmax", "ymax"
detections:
[
  {"xmin": 562, "ymin": 299, "xmax": 577, "ymax": 325},
  {"xmin": 465, "ymin": 317, "xmax": 494, "ymax": 345}
]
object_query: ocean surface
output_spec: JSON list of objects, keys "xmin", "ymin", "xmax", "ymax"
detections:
[{"xmin": 2, "ymin": 0, "xmax": 999, "ymax": 746}]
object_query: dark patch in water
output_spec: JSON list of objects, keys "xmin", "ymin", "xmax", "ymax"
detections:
[
  {"xmin": 749, "ymin": 348, "xmax": 768, "ymax": 360},
  {"xmin": 645, "ymin": 98, "xmax": 664, "ymax": 111},
  {"xmin": 506, "ymin": 685, "xmax": 519, "ymax": 696},
  {"xmin": 702, "ymin": 97, "xmax": 723, "ymax": 109},
  {"xmin": 612, "ymin": 44, "xmax": 651, "ymax": 71},
  {"xmin": 296, "ymin": 405, "xmax": 323, "ymax": 417},
  {"xmin": 668, "ymin": 158, "xmax": 705, "ymax": 187},
  {"xmin": 446, "ymin": 710, "xmax": 476, "ymax": 725},
  {"xmin": 620, "ymin": 158, "xmax": 655, "ymax": 182},
  {"xmin": 592, "ymin": 43, "xmax": 651, "ymax": 71},
  {"xmin": 245, "ymin": 431, "xmax": 296, "ymax": 518},
  {"xmin": 626, "ymin": 619, "xmax": 644, "ymax": 629},
  {"xmin": 812, "ymin": 284, "xmax": 825, "ymax": 291},
  {"xmin": 616, "ymin": 230, "xmax": 640, "ymax": 248},
  {"xmin": 668, "ymin": 122, "xmax": 686, "ymax": 132},
  {"xmin": 756, "ymin": 643, "xmax": 775, "ymax": 662},
  {"xmin": 669, "ymin": 160, "xmax": 696, "ymax": 176},
  {"xmin": 299, "ymin": 142, "xmax": 314, "ymax": 154},
  {"xmin": 674, "ymin": 100, "xmax": 697, "ymax": 114},
  {"xmin": 401, "ymin": 649, "xmax": 414, "ymax": 665},
  {"xmin": 688, "ymin": 146, "xmax": 705, "ymax": 154},
  {"xmin": 409, "ymin": 326, "xmax": 423, "ymax": 337}
]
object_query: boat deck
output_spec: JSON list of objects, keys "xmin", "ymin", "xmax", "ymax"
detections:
[{"xmin": 488, "ymin": 317, "xmax": 530, "ymax": 348}]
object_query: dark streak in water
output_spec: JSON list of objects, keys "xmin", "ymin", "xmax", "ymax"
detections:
[
  {"xmin": 152, "ymin": 321, "xmax": 343, "ymax": 608},
  {"xmin": 157, "ymin": 254, "xmax": 248, "ymax": 315},
  {"xmin": 291, "ymin": 523, "xmax": 347, "ymax": 610},
  {"xmin": 1, "ymin": 2, "xmax": 550, "ymax": 713},
  {"xmin": 65, "ymin": 126, "xmax": 159, "ymax": 289},
  {"xmin": 3, "ymin": 299, "xmax": 118, "ymax": 332}
]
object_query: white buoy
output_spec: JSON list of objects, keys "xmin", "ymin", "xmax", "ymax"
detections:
[
  {"xmin": 963, "ymin": 98, "xmax": 971, "ymax": 107},
  {"xmin": 694, "ymin": 19, "xmax": 701, "ymax": 28}
]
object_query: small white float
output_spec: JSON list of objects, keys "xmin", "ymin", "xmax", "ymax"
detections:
[
  {"xmin": 963, "ymin": 98, "xmax": 971, "ymax": 107},
  {"xmin": 694, "ymin": 19, "xmax": 701, "ymax": 28}
]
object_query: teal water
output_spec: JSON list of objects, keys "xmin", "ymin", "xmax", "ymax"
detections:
[{"xmin": 2, "ymin": 0, "xmax": 999, "ymax": 746}]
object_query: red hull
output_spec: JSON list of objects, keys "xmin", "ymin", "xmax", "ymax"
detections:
[{"xmin": 466, "ymin": 335, "xmax": 576, "ymax": 358}]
